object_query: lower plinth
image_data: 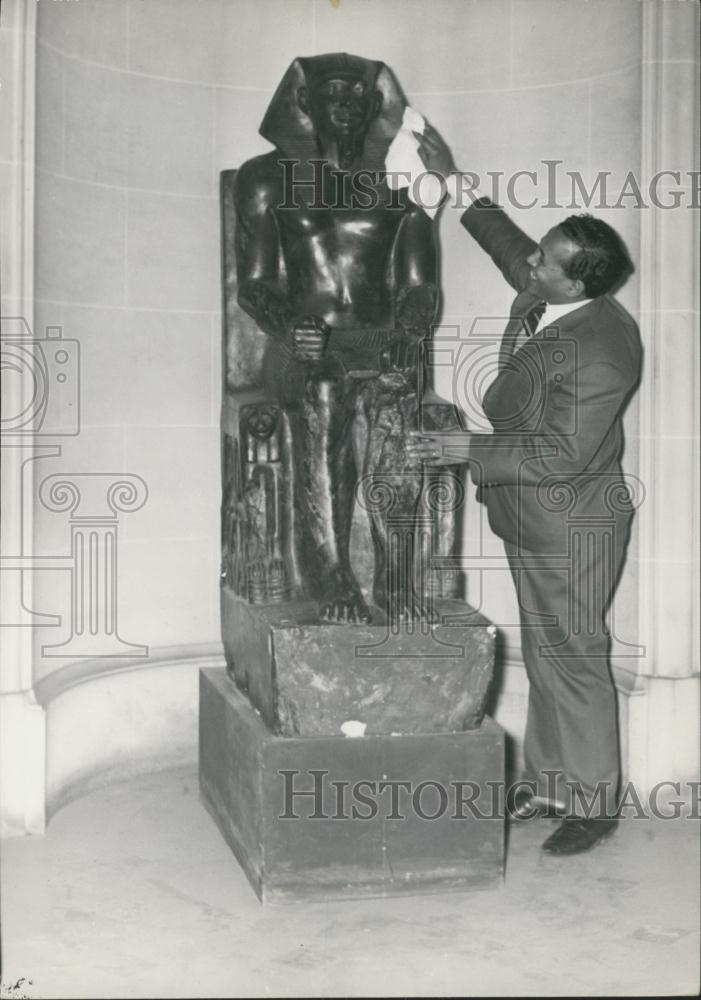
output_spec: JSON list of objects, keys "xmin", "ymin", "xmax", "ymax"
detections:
[{"xmin": 199, "ymin": 668, "xmax": 505, "ymax": 904}]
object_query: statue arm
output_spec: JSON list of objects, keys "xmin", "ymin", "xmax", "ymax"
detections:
[
  {"xmin": 234, "ymin": 161, "xmax": 291, "ymax": 341},
  {"xmin": 392, "ymin": 205, "xmax": 439, "ymax": 338}
]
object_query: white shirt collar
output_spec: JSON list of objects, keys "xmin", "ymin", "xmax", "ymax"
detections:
[{"xmin": 535, "ymin": 298, "xmax": 592, "ymax": 333}]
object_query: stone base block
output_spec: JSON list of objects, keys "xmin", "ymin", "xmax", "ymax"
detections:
[
  {"xmin": 221, "ymin": 588, "xmax": 496, "ymax": 736},
  {"xmin": 199, "ymin": 668, "xmax": 505, "ymax": 904}
]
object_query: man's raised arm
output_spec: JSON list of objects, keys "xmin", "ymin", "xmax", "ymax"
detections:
[
  {"xmin": 459, "ymin": 197, "xmax": 536, "ymax": 293},
  {"xmin": 416, "ymin": 123, "xmax": 536, "ymax": 293}
]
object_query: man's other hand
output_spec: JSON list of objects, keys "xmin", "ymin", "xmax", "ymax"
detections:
[
  {"xmin": 290, "ymin": 315, "xmax": 330, "ymax": 362},
  {"xmin": 381, "ymin": 335, "xmax": 421, "ymax": 376},
  {"xmin": 406, "ymin": 430, "xmax": 472, "ymax": 466}
]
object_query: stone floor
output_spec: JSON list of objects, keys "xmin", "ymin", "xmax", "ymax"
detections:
[{"xmin": 1, "ymin": 766, "xmax": 699, "ymax": 999}]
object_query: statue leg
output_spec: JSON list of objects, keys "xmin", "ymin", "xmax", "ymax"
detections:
[
  {"xmin": 420, "ymin": 464, "xmax": 465, "ymax": 601},
  {"xmin": 289, "ymin": 368, "xmax": 371, "ymax": 624},
  {"xmin": 361, "ymin": 386, "xmax": 435, "ymax": 622},
  {"xmin": 419, "ymin": 399, "xmax": 466, "ymax": 600},
  {"xmin": 369, "ymin": 470, "xmax": 435, "ymax": 623}
]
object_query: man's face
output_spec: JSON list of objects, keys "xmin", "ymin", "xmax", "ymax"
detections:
[
  {"xmin": 526, "ymin": 227, "xmax": 585, "ymax": 303},
  {"xmin": 304, "ymin": 76, "xmax": 379, "ymax": 140}
]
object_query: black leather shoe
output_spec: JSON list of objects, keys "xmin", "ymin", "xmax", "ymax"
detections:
[
  {"xmin": 541, "ymin": 817, "xmax": 617, "ymax": 855},
  {"xmin": 509, "ymin": 790, "xmax": 567, "ymax": 821}
]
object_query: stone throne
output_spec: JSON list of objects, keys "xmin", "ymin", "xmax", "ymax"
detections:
[{"xmin": 200, "ymin": 53, "xmax": 505, "ymax": 903}]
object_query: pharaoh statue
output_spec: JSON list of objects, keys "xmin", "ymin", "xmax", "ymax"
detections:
[{"xmin": 221, "ymin": 52, "xmax": 463, "ymax": 626}]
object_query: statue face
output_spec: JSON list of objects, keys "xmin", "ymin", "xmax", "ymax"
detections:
[
  {"xmin": 299, "ymin": 76, "xmax": 381, "ymax": 141},
  {"xmin": 243, "ymin": 405, "xmax": 278, "ymax": 441}
]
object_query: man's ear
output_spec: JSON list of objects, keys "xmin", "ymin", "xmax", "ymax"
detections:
[
  {"xmin": 567, "ymin": 277, "xmax": 586, "ymax": 298},
  {"xmin": 297, "ymin": 86, "xmax": 309, "ymax": 116}
]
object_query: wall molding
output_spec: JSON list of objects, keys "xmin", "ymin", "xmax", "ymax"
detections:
[
  {"xmin": 1, "ymin": 0, "xmax": 38, "ymax": 697},
  {"xmin": 34, "ymin": 641, "xmax": 225, "ymax": 707},
  {"xmin": 0, "ymin": 690, "xmax": 46, "ymax": 837},
  {"xmin": 8, "ymin": 643, "xmax": 698, "ymax": 836},
  {"xmin": 42, "ymin": 642, "xmax": 225, "ymax": 824},
  {"xmin": 0, "ymin": 0, "xmax": 42, "ymax": 840},
  {"xmin": 636, "ymin": 0, "xmax": 700, "ymax": 680}
]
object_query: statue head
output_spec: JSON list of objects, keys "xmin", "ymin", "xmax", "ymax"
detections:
[
  {"xmin": 260, "ymin": 52, "xmax": 407, "ymax": 171},
  {"xmin": 296, "ymin": 53, "xmax": 382, "ymax": 146}
]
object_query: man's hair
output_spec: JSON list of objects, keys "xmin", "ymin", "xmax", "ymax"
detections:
[{"xmin": 558, "ymin": 214, "xmax": 632, "ymax": 297}]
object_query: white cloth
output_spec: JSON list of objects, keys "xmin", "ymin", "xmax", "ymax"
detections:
[{"xmin": 384, "ymin": 107, "xmax": 445, "ymax": 218}]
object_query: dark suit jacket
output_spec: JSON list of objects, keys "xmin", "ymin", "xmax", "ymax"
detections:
[{"xmin": 461, "ymin": 201, "xmax": 642, "ymax": 554}]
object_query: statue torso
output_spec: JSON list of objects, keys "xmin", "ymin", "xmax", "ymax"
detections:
[{"xmin": 265, "ymin": 155, "xmax": 412, "ymax": 330}]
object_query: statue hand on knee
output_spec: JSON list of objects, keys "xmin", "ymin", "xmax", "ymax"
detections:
[{"xmin": 290, "ymin": 315, "xmax": 330, "ymax": 364}]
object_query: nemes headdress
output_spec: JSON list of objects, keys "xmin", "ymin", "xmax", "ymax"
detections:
[{"xmin": 260, "ymin": 52, "xmax": 407, "ymax": 172}]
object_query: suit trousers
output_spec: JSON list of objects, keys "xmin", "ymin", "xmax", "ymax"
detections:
[{"xmin": 504, "ymin": 511, "xmax": 631, "ymax": 817}]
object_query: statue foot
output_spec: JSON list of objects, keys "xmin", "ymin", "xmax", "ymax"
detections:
[
  {"xmin": 319, "ymin": 568, "xmax": 372, "ymax": 625},
  {"xmin": 373, "ymin": 580, "xmax": 438, "ymax": 625},
  {"xmin": 390, "ymin": 594, "xmax": 438, "ymax": 625}
]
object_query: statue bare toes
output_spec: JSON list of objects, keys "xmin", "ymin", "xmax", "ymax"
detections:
[
  {"xmin": 411, "ymin": 594, "xmax": 438, "ymax": 624},
  {"xmin": 319, "ymin": 572, "xmax": 372, "ymax": 625},
  {"xmin": 386, "ymin": 588, "xmax": 438, "ymax": 625}
]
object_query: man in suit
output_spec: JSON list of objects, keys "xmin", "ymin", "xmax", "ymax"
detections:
[{"xmin": 409, "ymin": 125, "xmax": 641, "ymax": 855}]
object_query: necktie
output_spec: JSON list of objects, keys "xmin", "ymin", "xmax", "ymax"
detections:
[
  {"xmin": 526, "ymin": 300, "xmax": 547, "ymax": 337},
  {"xmin": 498, "ymin": 300, "xmax": 546, "ymax": 372}
]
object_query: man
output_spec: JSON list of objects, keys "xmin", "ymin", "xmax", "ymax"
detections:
[
  {"xmin": 234, "ymin": 54, "xmax": 452, "ymax": 624},
  {"xmin": 409, "ymin": 125, "xmax": 641, "ymax": 855}
]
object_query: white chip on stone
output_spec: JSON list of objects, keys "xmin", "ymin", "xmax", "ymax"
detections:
[{"xmin": 341, "ymin": 720, "xmax": 367, "ymax": 738}]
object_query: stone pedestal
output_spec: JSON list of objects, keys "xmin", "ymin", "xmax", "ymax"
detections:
[
  {"xmin": 221, "ymin": 588, "xmax": 497, "ymax": 737},
  {"xmin": 199, "ymin": 668, "xmax": 505, "ymax": 904}
]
